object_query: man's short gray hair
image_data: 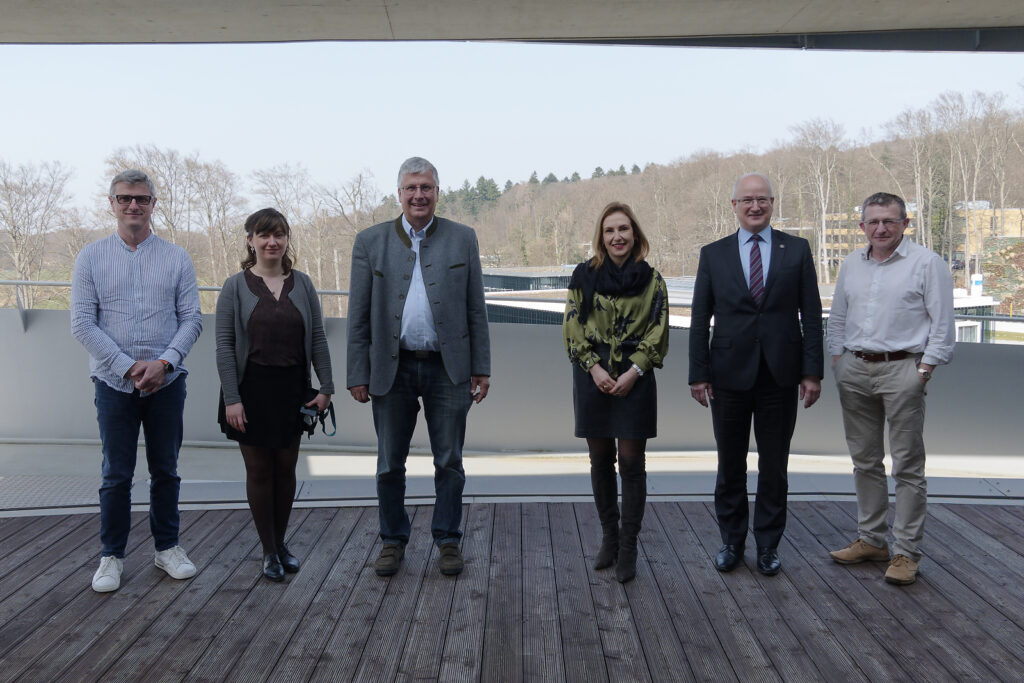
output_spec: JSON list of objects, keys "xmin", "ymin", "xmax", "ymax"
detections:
[
  {"xmin": 861, "ymin": 192, "xmax": 907, "ymax": 222},
  {"xmin": 732, "ymin": 172, "xmax": 774, "ymax": 200},
  {"xmin": 397, "ymin": 157, "xmax": 439, "ymax": 188},
  {"xmin": 109, "ymin": 169, "xmax": 157, "ymax": 197}
]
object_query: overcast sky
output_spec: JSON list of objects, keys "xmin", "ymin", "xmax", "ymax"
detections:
[{"xmin": 2, "ymin": 41, "xmax": 1023, "ymax": 205}]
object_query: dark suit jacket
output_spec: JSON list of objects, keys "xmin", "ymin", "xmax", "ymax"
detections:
[
  {"xmin": 688, "ymin": 228, "xmax": 823, "ymax": 391},
  {"xmin": 346, "ymin": 216, "xmax": 491, "ymax": 396}
]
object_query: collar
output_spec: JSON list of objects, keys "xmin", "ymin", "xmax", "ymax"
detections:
[
  {"xmin": 402, "ymin": 213, "xmax": 435, "ymax": 238},
  {"xmin": 738, "ymin": 226, "xmax": 771, "ymax": 245},
  {"xmin": 864, "ymin": 235, "xmax": 908, "ymax": 262}
]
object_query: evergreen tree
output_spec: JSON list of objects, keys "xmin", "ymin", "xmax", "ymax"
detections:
[
  {"xmin": 528, "ymin": 171, "xmax": 539, "ymax": 184},
  {"xmin": 570, "ymin": 171, "xmax": 581, "ymax": 182},
  {"xmin": 504, "ymin": 180, "xmax": 513, "ymax": 192},
  {"xmin": 631, "ymin": 164, "xmax": 641, "ymax": 175},
  {"xmin": 542, "ymin": 173, "xmax": 558, "ymax": 184},
  {"xmin": 616, "ymin": 164, "xmax": 627, "ymax": 175},
  {"xmin": 475, "ymin": 176, "xmax": 501, "ymax": 202},
  {"xmin": 592, "ymin": 166, "xmax": 605, "ymax": 178}
]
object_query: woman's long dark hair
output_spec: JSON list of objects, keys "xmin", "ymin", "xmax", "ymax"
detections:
[{"xmin": 240, "ymin": 208, "xmax": 294, "ymax": 273}]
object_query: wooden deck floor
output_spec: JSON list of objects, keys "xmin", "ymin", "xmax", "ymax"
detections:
[{"xmin": 1, "ymin": 500, "xmax": 1023, "ymax": 682}]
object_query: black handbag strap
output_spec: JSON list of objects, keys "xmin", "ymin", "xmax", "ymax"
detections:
[{"xmin": 318, "ymin": 403, "xmax": 336, "ymax": 437}]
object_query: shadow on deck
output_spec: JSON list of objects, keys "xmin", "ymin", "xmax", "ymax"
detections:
[{"xmin": 2, "ymin": 500, "xmax": 1024, "ymax": 681}]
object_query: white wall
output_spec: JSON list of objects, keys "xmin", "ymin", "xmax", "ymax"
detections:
[{"xmin": 2, "ymin": 309, "xmax": 1019, "ymax": 456}]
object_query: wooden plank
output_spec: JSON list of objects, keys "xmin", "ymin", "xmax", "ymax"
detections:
[
  {"xmin": 55, "ymin": 509, "xmax": 253, "ymax": 681},
  {"xmin": 810, "ymin": 501, "xmax": 1002, "ymax": 680},
  {"xmin": 136, "ymin": 513, "xmax": 301, "ymax": 681},
  {"xmin": 227, "ymin": 507, "xmax": 362, "ymax": 682},
  {"xmin": 269, "ymin": 507, "xmax": 380, "ymax": 681},
  {"xmin": 438, "ymin": 502, "xmax": 495, "ymax": 682},
  {"xmin": 957, "ymin": 504, "xmax": 1024, "ymax": 558},
  {"xmin": 0, "ymin": 514, "xmax": 64, "ymax": 548},
  {"xmin": 480, "ymin": 502, "xmax": 523, "ymax": 683},
  {"xmin": 657, "ymin": 502, "xmax": 778, "ymax": 682},
  {"xmin": 548, "ymin": 501, "xmax": 608, "ymax": 683},
  {"xmin": 929, "ymin": 504, "xmax": 1024, "ymax": 598},
  {"xmin": 0, "ymin": 510, "xmax": 203, "ymax": 681},
  {"xmin": 318, "ymin": 505, "xmax": 431, "ymax": 683},
  {"xmin": 574, "ymin": 500, "xmax": 651, "ymax": 682},
  {"xmin": 642, "ymin": 504, "xmax": 737, "ymax": 682},
  {"xmin": 683, "ymin": 501, "xmax": 822, "ymax": 680},
  {"xmin": 178, "ymin": 508, "xmax": 317, "ymax": 682},
  {"xmin": 520, "ymin": 502, "xmax": 564, "ymax": 682},
  {"xmin": 0, "ymin": 513, "xmax": 100, "ymax": 604},
  {"xmin": 100, "ymin": 509, "xmax": 254, "ymax": 681}
]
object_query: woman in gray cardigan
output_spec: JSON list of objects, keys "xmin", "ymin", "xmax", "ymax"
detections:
[{"xmin": 216, "ymin": 208, "xmax": 333, "ymax": 582}]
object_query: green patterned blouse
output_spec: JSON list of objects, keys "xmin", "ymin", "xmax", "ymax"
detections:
[{"xmin": 563, "ymin": 269, "xmax": 670, "ymax": 378}]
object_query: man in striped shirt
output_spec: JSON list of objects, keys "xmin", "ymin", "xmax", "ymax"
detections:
[{"xmin": 71, "ymin": 169, "xmax": 203, "ymax": 593}]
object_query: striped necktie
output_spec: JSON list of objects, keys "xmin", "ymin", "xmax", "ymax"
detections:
[{"xmin": 749, "ymin": 234, "xmax": 764, "ymax": 304}]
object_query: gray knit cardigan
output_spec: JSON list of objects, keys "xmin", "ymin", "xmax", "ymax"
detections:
[{"xmin": 215, "ymin": 268, "xmax": 334, "ymax": 405}]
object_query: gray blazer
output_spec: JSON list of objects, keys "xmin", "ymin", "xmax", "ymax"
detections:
[
  {"xmin": 346, "ymin": 216, "xmax": 491, "ymax": 396},
  {"xmin": 216, "ymin": 268, "xmax": 334, "ymax": 405}
]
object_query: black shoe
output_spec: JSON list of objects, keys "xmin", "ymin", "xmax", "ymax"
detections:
[
  {"xmin": 374, "ymin": 543, "xmax": 405, "ymax": 577},
  {"xmin": 263, "ymin": 553, "xmax": 285, "ymax": 582},
  {"xmin": 594, "ymin": 534, "xmax": 618, "ymax": 570},
  {"xmin": 615, "ymin": 539, "xmax": 637, "ymax": 583},
  {"xmin": 757, "ymin": 547, "xmax": 782, "ymax": 576},
  {"xmin": 715, "ymin": 544, "xmax": 742, "ymax": 572},
  {"xmin": 278, "ymin": 543, "xmax": 300, "ymax": 573},
  {"xmin": 438, "ymin": 542, "xmax": 464, "ymax": 576}
]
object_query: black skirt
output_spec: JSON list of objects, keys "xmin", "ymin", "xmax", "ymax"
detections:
[
  {"xmin": 572, "ymin": 362, "xmax": 658, "ymax": 439},
  {"xmin": 219, "ymin": 362, "xmax": 306, "ymax": 448}
]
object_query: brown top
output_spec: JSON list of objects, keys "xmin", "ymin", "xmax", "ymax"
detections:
[{"xmin": 244, "ymin": 269, "xmax": 305, "ymax": 367}]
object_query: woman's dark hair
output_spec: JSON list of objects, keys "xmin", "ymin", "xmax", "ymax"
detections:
[{"xmin": 240, "ymin": 207, "xmax": 294, "ymax": 273}]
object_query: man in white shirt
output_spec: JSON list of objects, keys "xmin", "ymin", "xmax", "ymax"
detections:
[{"xmin": 826, "ymin": 192, "xmax": 954, "ymax": 585}]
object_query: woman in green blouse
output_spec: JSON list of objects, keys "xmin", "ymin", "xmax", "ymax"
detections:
[{"xmin": 563, "ymin": 201, "xmax": 669, "ymax": 583}]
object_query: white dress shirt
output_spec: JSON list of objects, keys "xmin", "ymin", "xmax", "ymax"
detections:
[
  {"xmin": 827, "ymin": 237, "xmax": 955, "ymax": 366},
  {"xmin": 399, "ymin": 215, "xmax": 439, "ymax": 351}
]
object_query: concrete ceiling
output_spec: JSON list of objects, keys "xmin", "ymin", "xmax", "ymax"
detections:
[{"xmin": 2, "ymin": 0, "xmax": 1023, "ymax": 50}]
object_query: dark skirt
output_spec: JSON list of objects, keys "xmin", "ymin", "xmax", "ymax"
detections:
[
  {"xmin": 572, "ymin": 362, "xmax": 658, "ymax": 439},
  {"xmin": 219, "ymin": 362, "xmax": 306, "ymax": 448}
]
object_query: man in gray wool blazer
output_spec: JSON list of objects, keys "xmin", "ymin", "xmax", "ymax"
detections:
[{"xmin": 347, "ymin": 156, "xmax": 491, "ymax": 577}]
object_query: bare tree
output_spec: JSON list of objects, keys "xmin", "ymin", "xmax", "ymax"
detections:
[
  {"xmin": 792, "ymin": 118, "xmax": 845, "ymax": 284},
  {"xmin": 193, "ymin": 160, "xmax": 246, "ymax": 287},
  {"xmin": 0, "ymin": 160, "xmax": 73, "ymax": 307}
]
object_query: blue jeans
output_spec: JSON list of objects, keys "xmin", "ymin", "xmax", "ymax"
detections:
[
  {"xmin": 94, "ymin": 376, "xmax": 186, "ymax": 557},
  {"xmin": 371, "ymin": 355, "xmax": 472, "ymax": 546}
]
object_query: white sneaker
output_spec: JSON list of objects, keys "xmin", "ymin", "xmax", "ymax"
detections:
[
  {"xmin": 92, "ymin": 556, "xmax": 123, "ymax": 593},
  {"xmin": 154, "ymin": 545, "xmax": 197, "ymax": 580}
]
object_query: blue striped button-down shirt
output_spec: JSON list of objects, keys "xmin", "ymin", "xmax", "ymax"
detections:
[{"xmin": 71, "ymin": 231, "xmax": 203, "ymax": 394}]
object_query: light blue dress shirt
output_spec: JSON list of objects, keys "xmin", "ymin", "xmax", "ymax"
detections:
[{"xmin": 399, "ymin": 215, "xmax": 440, "ymax": 351}]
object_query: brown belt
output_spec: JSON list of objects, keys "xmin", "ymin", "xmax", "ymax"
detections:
[{"xmin": 851, "ymin": 350, "xmax": 910, "ymax": 362}]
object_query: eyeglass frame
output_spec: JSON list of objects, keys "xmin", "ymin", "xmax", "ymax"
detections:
[
  {"xmin": 112, "ymin": 194, "xmax": 155, "ymax": 206},
  {"xmin": 733, "ymin": 196, "xmax": 773, "ymax": 207},
  {"xmin": 400, "ymin": 184, "xmax": 436, "ymax": 195}
]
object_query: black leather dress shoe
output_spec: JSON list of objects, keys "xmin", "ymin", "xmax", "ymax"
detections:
[
  {"xmin": 263, "ymin": 553, "xmax": 285, "ymax": 582},
  {"xmin": 715, "ymin": 544, "xmax": 742, "ymax": 572},
  {"xmin": 757, "ymin": 547, "xmax": 782, "ymax": 576},
  {"xmin": 278, "ymin": 543, "xmax": 300, "ymax": 573}
]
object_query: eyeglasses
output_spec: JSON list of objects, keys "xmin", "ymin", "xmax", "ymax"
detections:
[
  {"xmin": 735, "ymin": 196, "xmax": 772, "ymax": 207},
  {"xmin": 401, "ymin": 184, "xmax": 436, "ymax": 194},
  {"xmin": 113, "ymin": 194, "xmax": 154, "ymax": 206},
  {"xmin": 864, "ymin": 219, "xmax": 904, "ymax": 228}
]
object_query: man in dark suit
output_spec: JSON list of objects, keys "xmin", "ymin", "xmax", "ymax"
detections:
[
  {"xmin": 688, "ymin": 172, "xmax": 823, "ymax": 576},
  {"xmin": 347, "ymin": 157, "xmax": 491, "ymax": 577}
]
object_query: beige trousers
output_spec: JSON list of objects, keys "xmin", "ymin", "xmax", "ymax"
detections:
[{"xmin": 834, "ymin": 351, "xmax": 927, "ymax": 562}]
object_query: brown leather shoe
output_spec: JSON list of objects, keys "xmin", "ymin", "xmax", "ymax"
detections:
[
  {"xmin": 884, "ymin": 554, "xmax": 919, "ymax": 585},
  {"xmin": 373, "ymin": 543, "xmax": 405, "ymax": 577},
  {"xmin": 438, "ymin": 542, "xmax": 464, "ymax": 576},
  {"xmin": 830, "ymin": 539, "xmax": 890, "ymax": 565}
]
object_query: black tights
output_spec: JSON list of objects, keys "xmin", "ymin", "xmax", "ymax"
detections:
[
  {"xmin": 586, "ymin": 437, "xmax": 647, "ymax": 481},
  {"xmin": 240, "ymin": 437, "xmax": 301, "ymax": 555}
]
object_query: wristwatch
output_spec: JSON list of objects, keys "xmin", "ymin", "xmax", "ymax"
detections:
[
  {"xmin": 917, "ymin": 367, "xmax": 931, "ymax": 380},
  {"xmin": 631, "ymin": 363, "xmax": 644, "ymax": 377},
  {"xmin": 159, "ymin": 360, "xmax": 173, "ymax": 374}
]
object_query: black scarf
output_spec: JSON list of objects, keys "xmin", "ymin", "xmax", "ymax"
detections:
[{"xmin": 569, "ymin": 257, "xmax": 654, "ymax": 324}]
